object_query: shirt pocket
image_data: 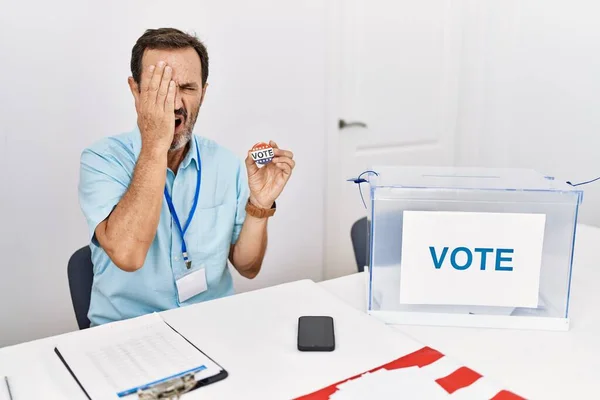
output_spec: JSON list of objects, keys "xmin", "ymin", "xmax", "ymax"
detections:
[
  {"xmin": 186, "ymin": 202, "xmax": 237, "ymax": 256},
  {"xmin": 185, "ymin": 247, "xmax": 229, "ymax": 292}
]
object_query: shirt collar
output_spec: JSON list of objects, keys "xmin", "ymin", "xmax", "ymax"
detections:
[
  {"xmin": 131, "ymin": 127, "xmax": 200, "ymax": 171},
  {"xmin": 180, "ymin": 134, "xmax": 200, "ymax": 171}
]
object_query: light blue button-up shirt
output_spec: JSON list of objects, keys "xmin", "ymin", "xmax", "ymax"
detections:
[{"xmin": 78, "ymin": 128, "xmax": 248, "ymax": 326}]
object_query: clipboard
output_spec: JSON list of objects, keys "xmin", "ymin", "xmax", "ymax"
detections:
[{"xmin": 54, "ymin": 320, "xmax": 228, "ymax": 399}]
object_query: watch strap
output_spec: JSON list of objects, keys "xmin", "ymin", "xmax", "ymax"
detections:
[{"xmin": 245, "ymin": 200, "xmax": 276, "ymax": 218}]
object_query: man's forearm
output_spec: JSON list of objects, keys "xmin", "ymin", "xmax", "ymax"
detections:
[
  {"xmin": 229, "ymin": 215, "xmax": 269, "ymax": 279},
  {"xmin": 98, "ymin": 146, "xmax": 167, "ymax": 271}
]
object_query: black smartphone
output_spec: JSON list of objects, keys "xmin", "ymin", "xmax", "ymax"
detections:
[{"xmin": 297, "ymin": 316, "xmax": 335, "ymax": 352}]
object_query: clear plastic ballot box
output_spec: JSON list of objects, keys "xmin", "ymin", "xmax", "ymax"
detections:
[{"xmin": 362, "ymin": 166, "xmax": 583, "ymax": 331}]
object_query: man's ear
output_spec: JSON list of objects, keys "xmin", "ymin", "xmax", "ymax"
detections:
[
  {"xmin": 128, "ymin": 76, "xmax": 140, "ymax": 111},
  {"xmin": 200, "ymin": 83, "xmax": 209, "ymax": 107}
]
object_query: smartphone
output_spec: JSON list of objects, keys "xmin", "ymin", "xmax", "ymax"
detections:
[{"xmin": 297, "ymin": 316, "xmax": 335, "ymax": 352}]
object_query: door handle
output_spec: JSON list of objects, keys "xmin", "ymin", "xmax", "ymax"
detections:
[{"xmin": 338, "ymin": 119, "xmax": 367, "ymax": 129}]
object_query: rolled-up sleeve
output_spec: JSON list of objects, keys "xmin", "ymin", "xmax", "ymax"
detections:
[
  {"xmin": 78, "ymin": 145, "xmax": 131, "ymax": 245},
  {"xmin": 231, "ymin": 159, "xmax": 249, "ymax": 244}
]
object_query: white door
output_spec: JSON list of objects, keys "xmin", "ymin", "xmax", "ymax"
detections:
[{"xmin": 324, "ymin": 0, "xmax": 464, "ymax": 279}]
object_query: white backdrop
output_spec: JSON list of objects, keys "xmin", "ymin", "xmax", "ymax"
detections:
[
  {"xmin": 2, "ymin": 0, "xmax": 600, "ymax": 347},
  {"xmin": 323, "ymin": 0, "xmax": 600, "ymax": 280},
  {"xmin": 0, "ymin": 0, "xmax": 327, "ymax": 347},
  {"xmin": 454, "ymin": 1, "xmax": 600, "ymax": 226}
]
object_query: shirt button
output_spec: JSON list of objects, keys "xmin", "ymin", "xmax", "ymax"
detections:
[{"xmin": 174, "ymin": 256, "xmax": 180, "ymax": 261}]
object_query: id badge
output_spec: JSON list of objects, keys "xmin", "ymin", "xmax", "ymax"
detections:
[{"xmin": 176, "ymin": 266, "xmax": 207, "ymax": 303}]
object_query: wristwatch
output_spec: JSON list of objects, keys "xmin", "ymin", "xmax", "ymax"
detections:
[{"xmin": 245, "ymin": 199, "xmax": 276, "ymax": 218}]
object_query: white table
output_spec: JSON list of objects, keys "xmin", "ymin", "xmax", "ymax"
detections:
[
  {"xmin": 321, "ymin": 223, "xmax": 600, "ymax": 400},
  {"xmin": 0, "ymin": 279, "xmax": 429, "ymax": 399},
  {"xmin": 0, "ymin": 225, "xmax": 597, "ymax": 399}
]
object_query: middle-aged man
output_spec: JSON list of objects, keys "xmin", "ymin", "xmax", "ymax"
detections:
[{"xmin": 78, "ymin": 28, "xmax": 295, "ymax": 327}]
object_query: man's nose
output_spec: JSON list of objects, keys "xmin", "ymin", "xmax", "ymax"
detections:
[{"xmin": 174, "ymin": 90, "xmax": 183, "ymax": 111}]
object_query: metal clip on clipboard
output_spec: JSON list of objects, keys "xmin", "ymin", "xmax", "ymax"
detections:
[{"xmin": 137, "ymin": 372, "xmax": 197, "ymax": 400}]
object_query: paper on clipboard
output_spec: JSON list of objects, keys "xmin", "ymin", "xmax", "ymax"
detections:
[{"xmin": 54, "ymin": 313, "xmax": 224, "ymax": 399}]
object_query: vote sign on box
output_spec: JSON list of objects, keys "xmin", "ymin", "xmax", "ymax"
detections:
[{"xmin": 399, "ymin": 211, "xmax": 546, "ymax": 308}]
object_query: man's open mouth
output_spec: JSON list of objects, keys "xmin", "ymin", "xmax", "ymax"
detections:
[{"xmin": 175, "ymin": 117, "xmax": 183, "ymax": 128}]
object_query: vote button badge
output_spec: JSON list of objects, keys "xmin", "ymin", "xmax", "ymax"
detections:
[{"xmin": 250, "ymin": 142, "xmax": 274, "ymax": 165}]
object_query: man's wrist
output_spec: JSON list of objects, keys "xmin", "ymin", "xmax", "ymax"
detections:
[
  {"xmin": 246, "ymin": 199, "xmax": 276, "ymax": 218},
  {"xmin": 140, "ymin": 143, "xmax": 168, "ymax": 161},
  {"xmin": 248, "ymin": 195, "xmax": 274, "ymax": 209}
]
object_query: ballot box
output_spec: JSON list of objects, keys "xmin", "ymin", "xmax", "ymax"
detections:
[{"xmin": 363, "ymin": 166, "xmax": 583, "ymax": 331}]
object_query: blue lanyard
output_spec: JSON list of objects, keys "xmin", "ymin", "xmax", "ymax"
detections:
[{"xmin": 164, "ymin": 137, "xmax": 201, "ymax": 269}]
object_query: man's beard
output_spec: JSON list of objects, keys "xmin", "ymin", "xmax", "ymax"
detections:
[{"xmin": 170, "ymin": 105, "xmax": 199, "ymax": 151}]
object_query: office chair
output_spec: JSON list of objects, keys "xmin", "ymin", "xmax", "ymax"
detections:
[
  {"xmin": 67, "ymin": 246, "xmax": 94, "ymax": 330},
  {"xmin": 350, "ymin": 217, "xmax": 370, "ymax": 273}
]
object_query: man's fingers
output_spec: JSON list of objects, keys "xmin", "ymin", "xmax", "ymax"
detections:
[
  {"xmin": 141, "ymin": 65, "xmax": 154, "ymax": 91},
  {"xmin": 165, "ymin": 81, "xmax": 176, "ymax": 113},
  {"xmin": 140, "ymin": 65, "xmax": 154, "ymax": 102},
  {"xmin": 274, "ymin": 161, "xmax": 292, "ymax": 176},
  {"xmin": 148, "ymin": 61, "xmax": 166, "ymax": 103},
  {"xmin": 157, "ymin": 66, "xmax": 172, "ymax": 109},
  {"xmin": 273, "ymin": 157, "xmax": 295, "ymax": 172},
  {"xmin": 269, "ymin": 141, "xmax": 294, "ymax": 159},
  {"xmin": 245, "ymin": 151, "xmax": 260, "ymax": 175},
  {"xmin": 273, "ymin": 148, "xmax": 293, "ymax": 159}
]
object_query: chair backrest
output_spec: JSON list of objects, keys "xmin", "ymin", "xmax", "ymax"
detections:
[
  {"xmin": 350, "ymin": 217, "xmax": 370, "ymax": 273},
  {"xmin": 67, "ymin": 246, "xmax": 93, "ymax": 330}
]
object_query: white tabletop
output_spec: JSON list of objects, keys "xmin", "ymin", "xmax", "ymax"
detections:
[
  {"xmin": 1, "ymin": 225, "xmax": 597, "ymax": 399},
  {"xmin": 0, "ymin": 279, "xmax": 427, "ymax": 399},
  {"xmin": 320, "ymin": 223, "xmax": 600, "ymax": 400}
]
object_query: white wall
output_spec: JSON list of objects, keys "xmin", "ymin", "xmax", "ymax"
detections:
[
  {"xmin": 455, "ymin": 1, "xmax": 600, "ymax": 226},
  {"xmin": 0, "ymin": 0, "xmax": 327, "ymax": 347},
  {"xmin": 322, "ymin": 0, "xmax": 600, "ymax": 280},
  {"xmin": 3, "ymin": 0, "xmax": 599, "ymax": 347}
]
